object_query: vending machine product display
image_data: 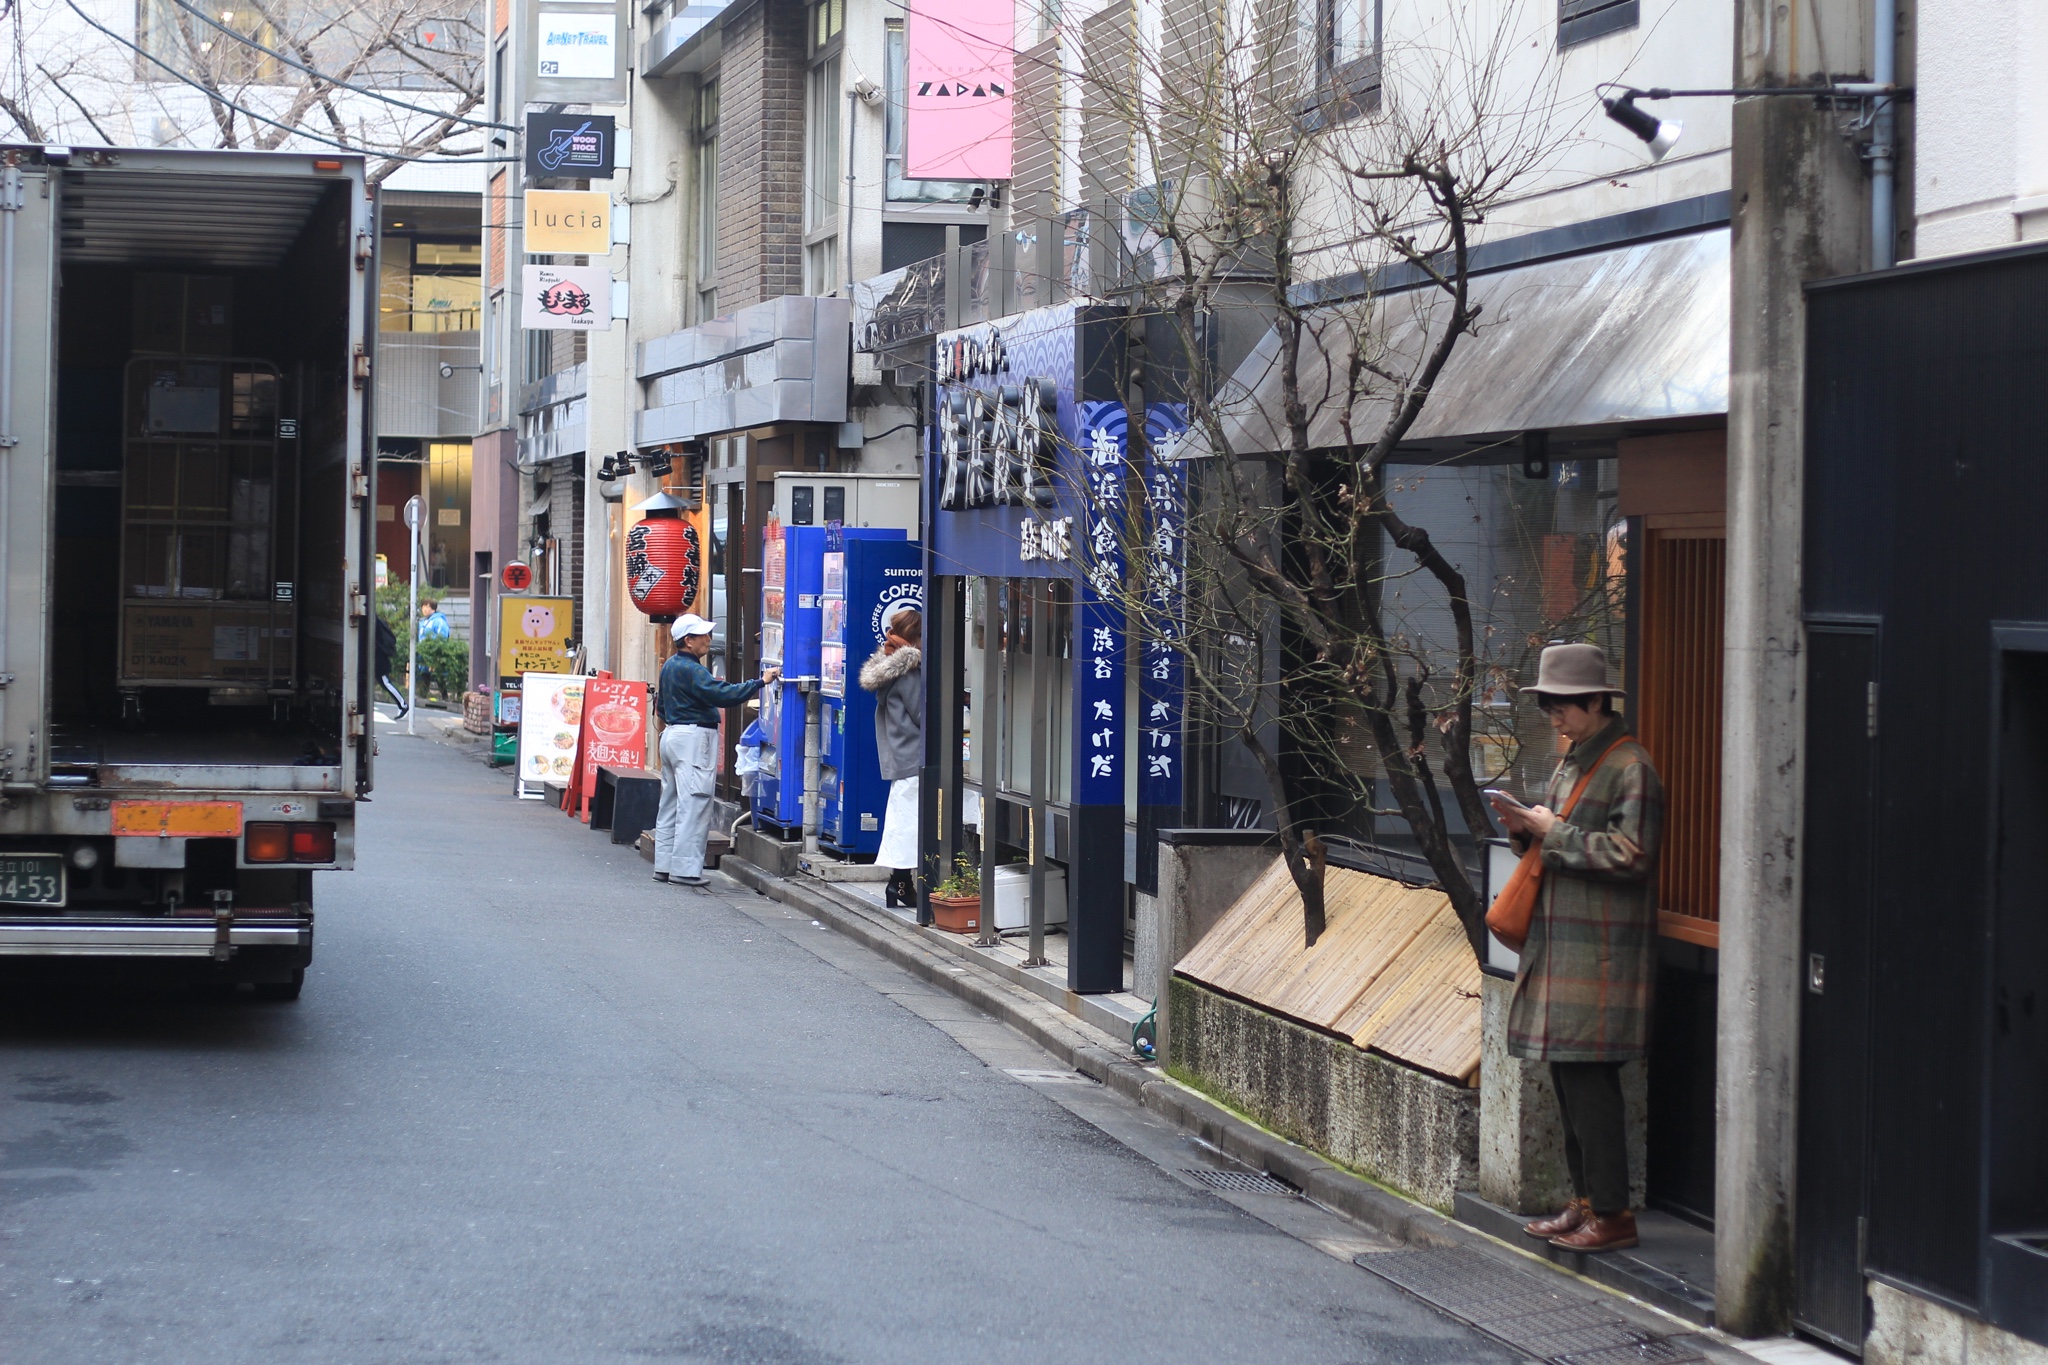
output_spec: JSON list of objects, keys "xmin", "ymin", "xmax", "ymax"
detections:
[
  {"xmin": 754, "ymin": 522, "xmax": 906, "ymax": 835},
  {"xmin": 818, "ymin": 530, "xmax": 919, "ymax": 857}
]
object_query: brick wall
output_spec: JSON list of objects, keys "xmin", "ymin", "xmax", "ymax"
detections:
[{"xmin": 709, "ymin": 0, "xmax": 806, "ymax": 309}]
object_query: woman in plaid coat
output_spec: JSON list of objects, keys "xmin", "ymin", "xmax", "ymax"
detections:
[{"xmin": 1489, "ymin": 643, "xmax": 1664, "ymax": 1254}]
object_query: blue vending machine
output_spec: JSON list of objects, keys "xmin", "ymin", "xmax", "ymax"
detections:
[
  {"xmin": 819, "ymin": 530, "xmax": 921, "ymax": 858},
  {"xmin": 754, "ymin": 522, "xmax": 906, "ymax": 835}
]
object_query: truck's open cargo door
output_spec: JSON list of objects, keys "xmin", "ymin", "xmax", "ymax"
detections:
[
  {"xmin": 354, "ymin": 177, "xmax": 376, "ymax": 798},
  {"xmin": 0, "ymin": 157, "xmax": 56, "ymax": 793}
]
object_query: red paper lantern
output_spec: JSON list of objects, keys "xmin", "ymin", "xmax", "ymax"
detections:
[{"xmin": 624, "ymin": 507, "xmax": 700, "ymax": 621}]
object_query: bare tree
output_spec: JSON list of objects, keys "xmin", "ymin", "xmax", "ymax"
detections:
[
  {"xmin": 3, "ymin": 0, "xmax": 486, "ymax": 184},
  {"xmin": 1029, "ymin": 2, "xmax": 1611, "ymax": 954}
]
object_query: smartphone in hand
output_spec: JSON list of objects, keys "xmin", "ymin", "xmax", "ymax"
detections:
[{"xmin": 1485, "ymin": 788, "xmax": 1531, "ymax": 815}]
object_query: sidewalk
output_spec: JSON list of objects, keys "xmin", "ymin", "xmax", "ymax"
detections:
[{"xmin": 717, "ymin": 849, "xmax": 1847, "ymax": 1365}]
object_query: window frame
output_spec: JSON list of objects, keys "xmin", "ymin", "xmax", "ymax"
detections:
[
  {"xmin": 1301, "ymin": 0, "xmax": 1382, "ymax": 130},
  {"xmin": 695, "ymin": 74, "xmax": 721, "ymax": 289},
  {"xmin": 1557, "ymin": 0, "xmax": 1640, "ymax": 49}
]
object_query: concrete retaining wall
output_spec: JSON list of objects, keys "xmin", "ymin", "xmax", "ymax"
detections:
[
  {"xmin": 1867, "ymin": 1281, "xmax": 2048, "ymax": 1365},
  {"xmin": 1168, "ymin": 975, "xmax": 1479, "ymax": 1212},
  {"xmin": 1477, "ymin": 973, "xmax": 1647, "ymax": 1213}
]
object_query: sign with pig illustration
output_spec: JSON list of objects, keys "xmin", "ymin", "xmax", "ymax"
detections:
[{"xmin": 496, "ymin": 594, "xmax": 576, "ymax": 686}]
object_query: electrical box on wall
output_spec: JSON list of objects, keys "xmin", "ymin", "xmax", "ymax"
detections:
[{"xmin": 773, "ymin": 472, "xmax": 919, "ymax": 531}]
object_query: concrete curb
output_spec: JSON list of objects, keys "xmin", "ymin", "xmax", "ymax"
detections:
[{"xmin": 716, "ymin": 854, "xmax": 1753, "ymax": 1359}]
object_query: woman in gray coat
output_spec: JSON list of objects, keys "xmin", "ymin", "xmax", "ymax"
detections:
[{"xmin": 860, "ymin": 608, "xmax": 923, "ymax": 907}]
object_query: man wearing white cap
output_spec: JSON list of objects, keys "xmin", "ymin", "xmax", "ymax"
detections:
[{"xmin": 654, "ymin": 615, "xmax": 779, "ymax": 887}]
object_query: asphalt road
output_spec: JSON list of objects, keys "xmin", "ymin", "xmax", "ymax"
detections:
[{"xmin": 0, "ymin": 720, "xmax": 1519, "ymax": 1364}]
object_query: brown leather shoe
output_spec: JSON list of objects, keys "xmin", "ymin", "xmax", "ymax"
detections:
[
  {"xmin": 1523, "ymin": 1197, "xmax": 1590, "ymax": 1239},
  {"xmin": 1551, "ymin": 1209, "xmax": 1639, "ymax": 1252}
]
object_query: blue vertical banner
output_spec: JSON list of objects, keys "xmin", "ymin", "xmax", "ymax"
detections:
[
  {"xmin": 1139, "ymin": 403, "xmax": 1188, "ymax": 814},
  {"xmin": 1074, "ymin": 400, "xmax": 1128, "ymax": 807}
]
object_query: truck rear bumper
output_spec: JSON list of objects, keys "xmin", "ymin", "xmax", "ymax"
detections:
[{"xmin": 0, "ymin": 919, "xmax": 311, "ymax": 956}]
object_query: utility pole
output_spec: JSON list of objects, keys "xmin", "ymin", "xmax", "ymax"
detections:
[{"xmin": 1717, "ymin": 0, "xmax": 1882, "ymax": 1334}]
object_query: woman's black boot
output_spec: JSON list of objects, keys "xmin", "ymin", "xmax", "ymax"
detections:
[{"xmin": 884, "ymin": 870, "xmax": 915, "ymax": 908}]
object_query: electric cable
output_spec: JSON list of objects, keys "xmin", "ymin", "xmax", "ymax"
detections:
[
  {"xmin": 64, "ymin": 0, "xmax": 518, "ymax": 163},
  {"xmin": 165, "ymin": 0, "xmax": 517, "ymax": 133}
]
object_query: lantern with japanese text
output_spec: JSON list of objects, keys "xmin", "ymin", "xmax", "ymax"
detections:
[{"xmin": 624, "ymin": 491, "xmax": 701, "ymax": 622}]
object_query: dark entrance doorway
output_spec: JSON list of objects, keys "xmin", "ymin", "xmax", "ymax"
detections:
[{"xmin": 1794, "ymin": 622, "xmax": 1879, "ymax": 1351}]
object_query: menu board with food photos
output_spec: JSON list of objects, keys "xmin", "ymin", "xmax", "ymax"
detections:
[{"xmin": 515, "ymin": 671, "xmax": 584, "ymax": 799}]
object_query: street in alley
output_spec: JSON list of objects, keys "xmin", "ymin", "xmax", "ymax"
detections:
[{"xmin": 0, "ymin": 724, "xmax": 1519, "ymax": 1364}]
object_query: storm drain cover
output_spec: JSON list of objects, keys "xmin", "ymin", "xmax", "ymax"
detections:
[
  {"xmin": 1181, "ymin": 1168, "xmax": 1297, "ymax": 1196},
  {"xmin": 1554, "ymin": 1339, "xmax": 1710, "ymax": 1365},
  {"xmin": 1356, "ymin": 1249, "xmax": 1707, "ymax": 1364}
]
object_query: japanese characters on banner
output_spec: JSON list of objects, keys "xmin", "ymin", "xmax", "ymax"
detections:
[
  {"xmin": 1141, "ymin": 403, "xmax": 1189, "ymax": 809},
  {"xmin": 516, "ymin": 672, "xmax": 584, "ymax": 799},
  {"xmin": 1075, "ymin": 401, "xmax": 1128, "ymax": 806},
  {"xmin": 904, "ymin": 0, "xmax": 1013, "ymax": 180},
  {"xmin": 522, "ymin": 263, "xmax": 612, "ymax": 331},
  {"xmin": 581, "ymin": 677, "xmax": 649, "ymax": 773}
]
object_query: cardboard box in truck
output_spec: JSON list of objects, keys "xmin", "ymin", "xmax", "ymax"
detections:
[{"xmin": 0, "ymin": 147, "xmax": 379, "ymax": 998}]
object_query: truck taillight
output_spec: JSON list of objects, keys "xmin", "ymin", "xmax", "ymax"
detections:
[
  {"xmin": 290, "ymin": 823, "xmax": 336, "ymax": 863},
  {"xmin": 246, "ymin": 823, "xmax": 290, "ymax": 862}
]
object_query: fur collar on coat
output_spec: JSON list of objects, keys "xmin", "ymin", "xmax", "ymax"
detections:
[{"xmin": 859, "ymin": 644, "xmax": 920, "ymax": 692}]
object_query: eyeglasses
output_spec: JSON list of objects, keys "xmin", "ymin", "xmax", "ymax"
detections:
[{"xmin": 1535, "ymin": 696, "xmax": 1573, "ymax": 714}]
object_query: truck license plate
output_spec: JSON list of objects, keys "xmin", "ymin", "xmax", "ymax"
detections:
[{"xmin": 0, "ymin": 854, "xmax": 66, "ymax": 906}]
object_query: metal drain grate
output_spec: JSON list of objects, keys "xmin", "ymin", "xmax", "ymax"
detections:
[
  {"xmin": 1181, "ymin": 1168, "xmax": 1297, "ymax": 1196},
  {"xmin": 1554, "ymin": 1339, "xmax": 1709, "ymax": 1365},
  {"xmin": 1356, "ymin": 1249, "xmax": 1706, "ymax": 1364}
]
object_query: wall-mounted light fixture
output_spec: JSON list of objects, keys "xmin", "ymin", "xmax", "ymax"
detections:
[
  {"xmin": 1599, "ymin": 79, "xmax": 1912, "ymax": 268},
  {"xmin": 1599, "ymin": 90, "xmax": 1683, "ymax": 162}
]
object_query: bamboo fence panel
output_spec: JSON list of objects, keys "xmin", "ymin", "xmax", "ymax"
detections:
[{"xmin": 1172, "ymin": 862, "xmax": 1485, "ymax": 1082}]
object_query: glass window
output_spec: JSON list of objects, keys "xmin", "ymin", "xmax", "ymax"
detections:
[
  {"xmin": 1312, "ymin": 0, "xmax": 1382, "ymax": 124},
  {"xmin": 884, "ymin": 20, "xmax": 982, "ymax": 204},
  {"xmin": 810, "ymin": 0, "xmax": 843, "ymax": 51},
  {"xmin": 806, "ymin": 53, "xmax": 842, "ymax": 233},
  {"xmin": 1325, "ymin": 0, "xmax": 1375, "ymax": 68},
  {"xmin": 380, "ymin": 235, "xmax": 481, "ymax": 332},
  {"xmin": 1378, "ymin": 457, "xmax": 1628, "ymax": 816},
  {"xmin": 696, "ymin": 76, "xmax": 720, "ymax": 285},
  {"xmin": 135, "ymin": 0, "xmax": 283, "ymax": 84},
  {"xmin": 425, "ymin": 441, "xmax": 472, "ymax": 592}
]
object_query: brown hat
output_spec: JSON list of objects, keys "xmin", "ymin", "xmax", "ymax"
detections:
[{"xmin": 1526, "ymin": 643, "xmax": 1625, "ymax": 699}]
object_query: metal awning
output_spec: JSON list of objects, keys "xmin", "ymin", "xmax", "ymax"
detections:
[{"xmin": 1212, "ymin": 228, "xmax": 1728, "ymax": 455}]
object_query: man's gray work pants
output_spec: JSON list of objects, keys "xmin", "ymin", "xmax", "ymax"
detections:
[{"xmin": 655, "ymin": 724, "xmax": 718, "ymax": 879}]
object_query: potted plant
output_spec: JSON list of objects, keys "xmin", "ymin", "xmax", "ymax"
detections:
[{"xmin": 928, "ymin": 855, "xmax": 981, "ymax": 934}]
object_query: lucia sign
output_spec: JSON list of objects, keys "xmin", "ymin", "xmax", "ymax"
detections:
[{"xmin": 524, "ymin": 189, "xmax": 610, "ymax": 253}]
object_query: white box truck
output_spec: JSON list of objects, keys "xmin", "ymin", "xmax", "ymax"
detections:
[{"xmin": 0, "ymin": 145, "xmax": 381, "ymax": 998}]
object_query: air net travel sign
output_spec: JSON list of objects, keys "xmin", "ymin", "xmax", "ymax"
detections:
[
  {"xmin": 904, "ymin": 0, "xmax": 1012, "ymax": 180},
  {"xmin": 537, "ymin": 10, "xmax": 615, "ymax": 78},
  {"xmin": 528, "ymin": 0, "xmax": 627, "ymax": 103}
]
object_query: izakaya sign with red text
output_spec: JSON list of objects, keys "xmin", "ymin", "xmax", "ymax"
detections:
[
  {"xmin": 904, "ymin": 0, "xmax": 1012, "ymax": 180},
  {"xmin": 521, "ymin": 263, "xmax": 612, "ymax": 331}
]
